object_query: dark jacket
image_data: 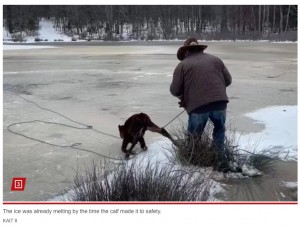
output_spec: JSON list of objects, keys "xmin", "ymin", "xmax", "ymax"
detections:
[{"xmin": 170, "ymin": 52, "xmax": 232, "ymax": 114}]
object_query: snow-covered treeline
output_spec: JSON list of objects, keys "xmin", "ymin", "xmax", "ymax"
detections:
[{"xmin": 3, "ymin": 5, "xmax": 298, "ymax": 42}]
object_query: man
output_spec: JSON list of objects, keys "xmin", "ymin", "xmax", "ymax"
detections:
[{"xmin": 170, "ymin": 37, "xmax": 232, "ymax": 171}]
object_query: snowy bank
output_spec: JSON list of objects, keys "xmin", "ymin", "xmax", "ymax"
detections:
[
  {"xmin": 3, "ymin": 19, "xmax": 297, "ymax": 44},
  {"xmin": 3, "ymin": 45, "xmax": 58, "ymax": 50},
  {"xmin": 3, "ymin": 19, "xmax": 86, "ymax": 43},
  {"xmin": 237, "ymin": 105, "xmax": 297, "ymax": 161}
]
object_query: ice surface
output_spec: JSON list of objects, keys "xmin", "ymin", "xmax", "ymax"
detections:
[{"xmin": 3, "ymin": 40, "xmax": 297, "ymax": 201}]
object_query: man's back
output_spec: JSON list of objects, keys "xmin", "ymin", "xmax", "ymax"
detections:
[{"xmin": 170, "ymin": 52, "xmax": 232, "ymax": 113}]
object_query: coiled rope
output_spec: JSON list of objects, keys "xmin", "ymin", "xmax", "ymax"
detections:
[{"xmin": 7, "ymin": 95, "xmax": 185, "ymax": 161}]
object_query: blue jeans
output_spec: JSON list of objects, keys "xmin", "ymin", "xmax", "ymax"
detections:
[{"xmin": 188, "ymin": 109, "xmax": 226, "ymax": 152}]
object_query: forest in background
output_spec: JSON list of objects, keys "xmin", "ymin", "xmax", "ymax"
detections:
[{"xmin": 3, "ymin": 5, "xmax": 298, "ymax": 41}]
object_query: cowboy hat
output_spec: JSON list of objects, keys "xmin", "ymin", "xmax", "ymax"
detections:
[{"xmin": 177, "ymin": 37, "xmax": 207, "ymax": 61}]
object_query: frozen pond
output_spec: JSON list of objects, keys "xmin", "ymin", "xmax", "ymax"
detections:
[{"xmin": 3, "ymin": 41, "xmax": 297, "ymax": 201}]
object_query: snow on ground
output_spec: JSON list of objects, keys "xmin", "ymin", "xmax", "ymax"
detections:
[
  {"xmin": 49, "ymin": 138, "xmax": 223, "ymax": 201},
  {"xmin": 27, "ymin": 19, "xmax": 72, "ymax": 42},
  {"xmin": 3, "ymin": 26, "xmax": 11, "ymax": 40},
  {"xmin": 237, "ymin": 105, "xmax": 297, "ymax": 160},
  {"xmin": 3, "ymin": 45, "xmax": 58, "ymax": 50},
  {"xmin": 3, "ymin": 19, "xmax": 86, "ymax": 43},
  {"xmin": 281, "ymin": 181, "xmax": 297, "ymax": 189}
]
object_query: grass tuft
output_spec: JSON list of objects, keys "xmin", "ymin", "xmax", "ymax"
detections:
[{"xmin": 70, "ymin": 159, "xmax": 214, "ymax": 201}]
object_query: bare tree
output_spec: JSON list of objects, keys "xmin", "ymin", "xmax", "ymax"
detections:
[
  {"xmin": 4, "ymin": 6, "xmax": 14, "ymax": 33},
  {"xmin": 285, "ymin": 5, "xmax": 291, "ymax": 32},
  {"xmin": 266, "ymin": 5, "xmax": 269, "ymax": 31},
  {"xmin": 279, "ymin": 5, "xmax": 283, "ymax": 33},
  {"xmin": 104, "ymin": 5, "xmax": 113, "ymax": 39},
  {"xmin": 221, "ymin": 5, "xmax": 228, "ymax": 32},
  {"xmin": 258, "ymin": 5, "xmax": 261, "ymax": 32},
  {"xmin": 262, "ymin": 5, "xmax": 265, "ymax": 32},
  {"xmin": 272, "ymin": 5, "xmax": 276, "ymax": 32}
]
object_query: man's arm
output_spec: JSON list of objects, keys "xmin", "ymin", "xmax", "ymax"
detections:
[
  {"xmin": 170, "ymin": 63, "xmax": 184, "ymax": 97},
  {"xmin": 221, "ymin": 61, "xmax": 232, "ymax": 87}
]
